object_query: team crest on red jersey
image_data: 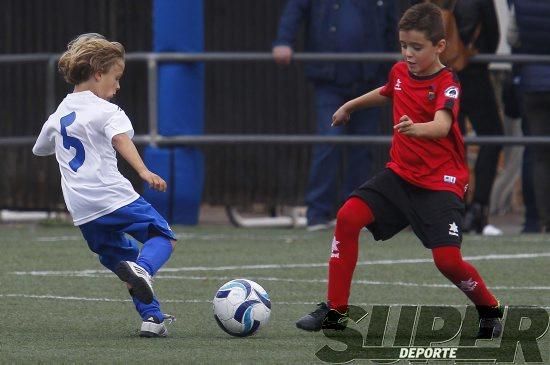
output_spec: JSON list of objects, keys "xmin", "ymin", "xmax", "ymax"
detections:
[{"xmin": 444, "ymin": 86, "xmax": 459, "ymax": 99}]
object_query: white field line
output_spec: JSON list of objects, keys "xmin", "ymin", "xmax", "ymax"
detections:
[
  {"xmin": 154, "ymin": 275, "xmax": 550, "ymax": 291},
  {"xmin": 8, "ymin": 271, "xmax": 550, "ymax": 291},
  {"xmin": 35, "ymin": 233, "xmax": 550, "ymax": 243},
  {"xmin": 35, "ymin": 236, "xmax": 81, "ymax": 242},
  {"xmin": 1, "ymin": 294, "xmax": 549, "ymax": 310},
  {"xmin": 12, "ymin": 251, "xmax": 550, "ymax": 277},
  {"xmin": 34, "ymin": 233, "xmax": 306, "ymax": 243}
]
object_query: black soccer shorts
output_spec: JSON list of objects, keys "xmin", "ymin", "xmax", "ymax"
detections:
[{"xmin": 350, "ymin": 168, "xmax": 465, "ymax": 249}]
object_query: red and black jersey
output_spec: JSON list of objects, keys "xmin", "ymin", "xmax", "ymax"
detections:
[{"xmin": 379, "ymin": 61, "xmax": 468, "ymax": 199}]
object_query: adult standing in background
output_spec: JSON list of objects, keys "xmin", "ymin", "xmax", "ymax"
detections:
[
  {"xmin": 513, "ymin": 0, "xmax": 550, "ymax": 232},
  {"xmin": 452, "ymin": 0, "xmax": 504, "ymax": 235},
  {"xmin": 505, "ymin": 0, "xmax": 539, "ymax": 233},
  {"xmin": 272, "ymin": 0, "xmax": 397, "ymax": 231}
]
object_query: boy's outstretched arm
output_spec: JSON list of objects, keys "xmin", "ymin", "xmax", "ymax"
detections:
[
  {"xmin": 394, "ymin": 109, "xmax": 453, "ymax": 139},
  {"xmin": 32, "ymin": 124, "xmax": 55, "ymax": 156},
  {"xmin": 111, "ymin": 133, "xmax": 167, "ymax": 192},
  {"xmin": 332, "ymin": 87, "xmax": 389, "ymax": 126}
]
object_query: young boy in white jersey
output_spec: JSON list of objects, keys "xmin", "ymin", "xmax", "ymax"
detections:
[{"xmin": 33, "ymin": 33, "xmax": 176, "ymax": 338}]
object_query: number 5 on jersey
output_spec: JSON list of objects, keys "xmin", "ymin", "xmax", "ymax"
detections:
[{"xmin": 60, "ymin": 112, "xmax": 85, "ymax": 172}]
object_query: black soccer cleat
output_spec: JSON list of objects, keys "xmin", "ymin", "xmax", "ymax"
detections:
[
  {"xmin": 115, "ymin": 261, "xmax": 154, "ymax": 304},
  {"xmin": 476, "ymin": 303, "xmax": 504, "ymax": 339},
  {"xmin": 296, "ymin": 302, "xmax": 349, "ymax": 332}
]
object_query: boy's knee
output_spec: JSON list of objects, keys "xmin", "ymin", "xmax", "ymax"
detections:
[
  {"xmin": 99, "ymin": 255, "xmax": 119, "ymax": 272},
  {"xmin": 124, "ymin": 238, "xmax": 140, "ymax": 259},
  {"xmin": 337, "ymin": 205, "xmax": 365, "ymax": 232},
  {"xmin": 336, "ymin": 197, "xmax": 374, "ymax": 231}
]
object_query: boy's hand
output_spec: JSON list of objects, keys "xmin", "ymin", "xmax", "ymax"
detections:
[
  {"xmin": 394, "ymin": 115, "xmax": 417, "ymax": 136},
  {"xmin": 139, "ymin": 170, "xmax": 167, "ymax": 192},
  {"xmin": 332, "ymin": 107, "xmax": 351, "ymax": 126},
  {"xmin": 272, "ymin": 45, "xmax": 293, "ymax": 65}
]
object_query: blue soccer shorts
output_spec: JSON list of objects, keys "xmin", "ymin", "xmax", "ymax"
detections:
[{"xmin": 78, "ymin": 197, "xmax": 176, "ymax": 271}]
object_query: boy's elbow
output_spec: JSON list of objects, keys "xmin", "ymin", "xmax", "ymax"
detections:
[
  {"xmin": 111, "ymin": 133, "xmax": 126, "ymax": 148},
  {"xmin": 422, "ymin": 127, "xmax": 449, "ymax": 140},
  {"xmin": 433, "ymin": 128, "xmax": 450, "ymax": 139},
  {"xmin": 32, "ymin": 145, "xmax": 53, "ymax": 156}
]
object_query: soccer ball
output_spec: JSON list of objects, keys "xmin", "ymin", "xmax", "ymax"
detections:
[{"xmin": 213, "ymin": 279, "xmax": 271, "ymax": 337}]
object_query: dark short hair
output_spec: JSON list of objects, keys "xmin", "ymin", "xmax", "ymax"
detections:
[{"xmin": 398, "ymin": 2, "xmax": 445, "ymax": 45}]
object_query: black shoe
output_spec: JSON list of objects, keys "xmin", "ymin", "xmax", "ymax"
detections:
[
  {"xmin": 296, "ymin": 302, "xmax": 349, "ymax": 332},
  {"xmin": 114, "ymin": 261, "xmax": 154, "ymax": 304},
  {"xmin": 464, "ymin": 203, "xmax": 488, "ymax": 234},
  {"xmin": 476, "ymin": 303, "xmax": 504, "ymax": 339}
]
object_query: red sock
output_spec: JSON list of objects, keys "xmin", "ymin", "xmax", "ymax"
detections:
[
  {"xmin": 432, "ymin": 246, "xmax": 498, "ymax": 307},
  {"xmin": 327, "ymin": 197, "xmax": 374, "ymax": 311}
]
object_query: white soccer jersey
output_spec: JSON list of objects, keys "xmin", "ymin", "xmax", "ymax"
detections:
[{"xmin": 33, "ymin": 91, "xmax": 139, "ymax": 225}]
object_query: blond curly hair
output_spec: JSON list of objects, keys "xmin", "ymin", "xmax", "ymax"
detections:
[{"xmin": 58, "ymin": 33, "xmax": 125, "ymax": 85}]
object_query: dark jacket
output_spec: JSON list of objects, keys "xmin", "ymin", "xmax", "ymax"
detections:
[
  {"xmin": 273, "ymin": 0, "xmax": 397, "ymax": 84},
  {"xmin": 514, "ymin": 0, "xmax": 550, "ymax": 92},
  {"xmin": 454, "ymin": 0, "xmax": 499, "ymax": 54}
]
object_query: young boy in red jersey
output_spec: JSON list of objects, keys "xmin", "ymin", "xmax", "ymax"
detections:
[{"xmin": 295, "ymin": 2, "xmax": 503, "ymax": 339}]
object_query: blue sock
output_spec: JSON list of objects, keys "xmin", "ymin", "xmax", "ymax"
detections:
[
  {"xmin": 133, "ymin": 295, "xmax": 164, "ymax": 322},
  {"xmin": 136, "ymin": 236, "xmax": 173, "ymax": 276}
]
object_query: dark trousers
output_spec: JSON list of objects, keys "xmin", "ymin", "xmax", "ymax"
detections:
[
  {"xmin": 521, "ymin": 117, "xmax": 540, "ymax": 231},
  {"xmin": 305, "ymin": 81, "xmax": 380, "ymax": 224},
  {"xmin": 522, "ymin": 91, "xmax": 550, "ymax": 230},
  {"xmin": 458, "ymin": 65, "xmax": 503, "ymax": 205}
]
